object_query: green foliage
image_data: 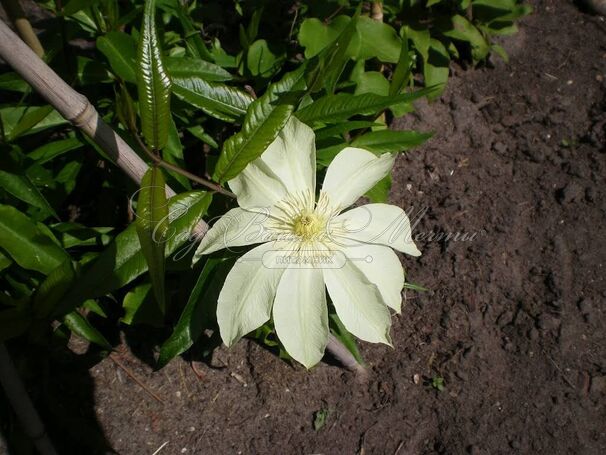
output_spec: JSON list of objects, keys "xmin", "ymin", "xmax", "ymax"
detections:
[
  {"xmin": 0, "ymin": 0, "xmax": 527, "ymax": 371},
  {"xmin": 213, "ymin": 66, "xmax": 306, "ymax": 183},
  {"xmin": 135, "ymin": 166, "xmax": 169, "ymax": 314},
  {"xmin": 137, "ymin": 0, "xmax": 171, "ymax": 150}
]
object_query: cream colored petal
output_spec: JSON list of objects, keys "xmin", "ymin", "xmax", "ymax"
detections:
[
  {"xmin": 321, "ymin": 147, "xmax": 395, "ymax": 211},
  {"xmin": 341, "ymin": 244, "xmax": 404, "ymax": 313},
  {"xmin": 217, "ymin": 242, "xmax": 285, "ymax": 346},
  {"xmin": 192, "ymin": 207, "xmax": 276, "ymax": 262},
  {"xmin": 273, "ymin": 267, "xmax": 328, "ymax": 369},
  {"xmin": 330, "ymin": 203, "xmax": 421, "ymax": 256},
  {"xmin": 323, "ymin": 259, "xmax": 392, "ymax": 345},
  {"xmin": 228, "ymin": 117, "xmax": 316, "ymax": 210}
]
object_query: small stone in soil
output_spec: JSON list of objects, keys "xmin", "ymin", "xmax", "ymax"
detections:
[
  {"xmin": 556, "ymin": 181, "xmax": 584, "ymax": 204},
  {"xmin": 537, "ymin": 313, "xmax": 561, "ymax": 331}
]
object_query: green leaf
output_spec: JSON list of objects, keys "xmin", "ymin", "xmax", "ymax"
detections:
[
  {"xmin": 406, "ymin": 26, "xmax": 431, "ymax": 63},
  {"xmin": 136, "ymin": 166, "xmax": 169, "ymax": 314},
  {"xmin": 354, "ymin": 71, "xmax": 389, "ymax": 96},
  {"xmin": 63, "ymin": 311, "xmax": 111, "ymax": 349},
  {"xmin": 424, "ymin": 39, "xmax": 450, "ymax": 98},
  {"xmin": 316, "ymin": 143, "xmax": 347, "ymax": 168},
  {"xmin": 165, "ymin": 56, "xmax": 232, "ymax": 82},
  {"xmin": 0, "ymin": 72, "xmax": 29, "ymax": 93},
  {"xmin": 403, "ymin": 281, "xmax": 429, "ymax": 292},
  {"xmin": 298, "ymin": 16, "xmax": 350, "ymax": 58},
  {"xmin": 137, "ymin": 0, "xmax": 171, "ymax": 150},
  {"xmin": 351, "ymin": 130, "xmax": 433, "ymax": 154},
  {"xmin": 307, "ymin": 12, "xmax": 359, "ymax": 94},
  {"xmin": 490, "ymin": 43, "xmax": 509, "ymax": 63},
  {"xmin": 172, "ymin": 77, "xmax": 253, "ymax": 122},
  {"xmin": 174, "ymin": 3, "xmax": 214, "ymax": 62},
  {"xmin": 57, "ymin": 191, "xmax": 212, "ymax": 316},
  {"xmin": 76, "ymin": 56, "xmax": 112, "ymax": 85},
  {"xmin": 0, "ymin": 170, "xmax": 58, "ymax": 219},
  {"xmin": 350, "ymin": 16, "xmax": 401, "ymax": 63},
  {"xmin": 295, "ymin": 87, "xmax": 437, "ymax": 124},
  {"xmin": 28, "ymin": 138, "xmax": 83, "ymax": 164},
  {"xmin": 365, "ymin": 174, "xmax": 391, "ymax": 203},
  {"xmin": 246, "ymin": 39, "xmax": 284, "ymax": 78},
  {"xmin": 442, "ymin": 15, "xmax": 490, "ymax": 61},
  {"xmin": 0, "ymin": 106, "xmax": 67, "ymax": 142},
  {"xmin": 163, "ymin": 118, "xmax": 191, "ymax": 190},
  {"xmin": 315, "ymin": 121, "xmax": 380, "ymax": 141},
  {"xmin": 33, "ymin": 260, "xmax": 77, "ymax": 319},
  {"xmin": 121, "ymin": 283, "xmax": 163, "ymax": 326},
  {"xmin": 313, "ymin": 408, "xmax": 330, "ymax": 431},
  {"xmin": 0, "ymin": 205, "xmax": 69, "ymax": 274},
  {"xmin": 52, "ymin": 223, "xmax": 113, "ymax": 249},
  {"xmin": 63, "ymin": 0, "xmax": 101, "ymax": 16},
  {"xmin": 0, "ymin": 250, "xmax": 12, "ymax": 272},
  {"xmin": 213, "ymin": 65, "xmax": 307, "ymax": 183},
  {"xmin": 390, "ymin": 29, "xmax": 412, "ymax": 97},
  {"xmin": 97, "ymin": 31, "xmax": 137, "ymax": 83},
  {"xmin": 157, "ymin": 256, "xmax": 233, "ymax": 367},
  {"xmin": 0, "ymin": 307, "xmax": 31, "ymax": 342}
]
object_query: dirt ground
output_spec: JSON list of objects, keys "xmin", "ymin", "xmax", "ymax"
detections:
[{"xmin": 5, "ymin": 0, "xmax": 606, "ymax": 454}]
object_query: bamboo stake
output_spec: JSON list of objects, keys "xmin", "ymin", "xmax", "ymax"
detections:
[
  {"xmin": 0, "ymin": 344, "xmax": 58, "ymax": 455},
  {"xmin": 0, "ymin": 18, "xmax": 362, "ymax": 373}
]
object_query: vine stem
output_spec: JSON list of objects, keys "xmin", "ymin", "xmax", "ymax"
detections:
[
  {"xmin": 0, "ymin": 19, "xmax": 364, "ymax": 375},
  {"xmin": 133, "ymin": 134, "xmax": 236, "ymax": 198},
  {"xmin": 0, "ymin": 344, "xmax": 58, "ymax": 455}
]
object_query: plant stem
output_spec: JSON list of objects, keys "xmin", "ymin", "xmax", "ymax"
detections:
[
  {"xmin": 327, "ymin": 335, "xmax": 367, "ymax": 377},
  {"xmin": 0, "ymin": 344, "xmax": 58, "ymax": 455},
  {"xmin": 371, "ymin": 1, "xmax": 383, "ymax": 22},
  {"xmin": 133, "ymin": 134, "xmax": 236, "ymax": 198}
]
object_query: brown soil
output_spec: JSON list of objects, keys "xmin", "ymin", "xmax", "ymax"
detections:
[{"xmin": 6, "ymin": 0, "xmax": 606, "ymax": 454}]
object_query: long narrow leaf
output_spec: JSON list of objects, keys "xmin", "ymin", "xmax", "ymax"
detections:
[
  {"xmin": 63, "ymin": 311, "xmax": 111, "ymax": 349},
  {"xmin": 171, "ymin": 77, "xmax": 253, "ymax": 122},
  {"xmin": 0, "ymin": 205, "xmax": 69, "ymax": 274},
  {"xmin": 389, "ymin": 29, "xmax": 411, "ymax": 97},
  {"xmin": 97, "ymin": 31, "xmax": 137, "ymax": 83},
  {"xmin": 295, "ymin": 87, "xmax": 439, "ymax": 124},
  {"xmin": 135, "ymin": 166, "xmax": 169, "ymax": 313},
  {"xmin": 137, "ymin": 0, "xmax": 171, "ymax": 150},
  {"xmin": 0, "ymin": 170, "xmax": 58, "ymax": 219},
  {"xmin": 165, "ymin": 56, "xmax": 232, "ymax": 82},
  {"xmin": 212, "ymin": 65, "xmax": 307, "ymax": 183},
  {"xmin": 351, "ymin": 130, "xmax": 433, "ymax": 154},
  {"xmin": 33, "ymin": 259, "xmax": 77, "ymax": 318}
]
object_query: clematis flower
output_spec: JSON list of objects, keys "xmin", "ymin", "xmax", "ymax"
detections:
[{"xmin": 193, "ymin": 118, "xmax": 420, "ymax": 368}]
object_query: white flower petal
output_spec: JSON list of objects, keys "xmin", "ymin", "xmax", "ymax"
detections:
[
  {"xmin": 321, "ymin": 148, "xmax": 395, "ymax": 211},
  {"xmin": 341, "ymin": 244, "xmax": 404, "ymax": 313},
  {"xmin": 228, "ymin": 117, "xmax": 316, "ymax": 210},
  {"xmin": 323, "ymin": 259, "xmax": 393, "ymax": 345},
  {"xmin": 217, "ymin": 242, "xmax": 285, "ymax": 346},
  {"xmin": 330, "ymin": 203, "xmax": 421, "ymax": 256},
  {"xmin": 193, "ymin": 207, "xmax": 276, "ymax": 261},
  {"xmin": 273, "ymin": 267, "xmax": 328, "ymax": 368}
]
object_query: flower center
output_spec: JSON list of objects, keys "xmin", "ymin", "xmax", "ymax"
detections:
[{"xmin": 292, "ymin": 212, "xmax": 325, "ymax": 241}]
